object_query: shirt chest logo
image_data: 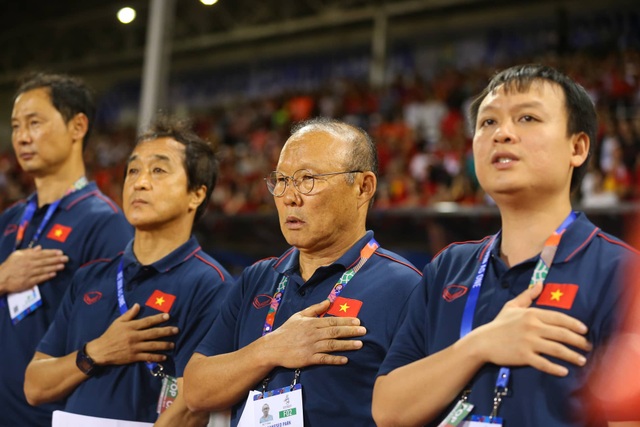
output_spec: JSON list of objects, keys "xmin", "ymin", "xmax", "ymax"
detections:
[
  {"xmin": 47, "ymin": 224, "xmax": 72, "ymax": 242},
  {"xmin": 326, "ymin": 296, "xmax": 363, "ymax": 317},
  {"xmin": 536, "ymin": 283, "xmax": 579, "ymax": 310},
  {"xmin": 253, "ymin": 294, "xmax": 273, "ymax": 309},
  {"xmin": 443, "ymin": 284, "xmax": 468, "ymax": 302},
  {"xmin": 146, "ymin": 290, "xmax": 176, "ymax": 313},
  {"xmin": 4, "ymin": 224, "xmax": 17, "ymax": 236},
  {"xmin": 83, "ymin": 291, "xmax": 103, "ymax": 305}
]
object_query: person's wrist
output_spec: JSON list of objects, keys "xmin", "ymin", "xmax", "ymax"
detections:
[
  {"xmin": 458, "ymin": 328, "xmax": 489, "ymax": 366},
  {"xmin": 0, "ymin": 266, "xmax": 9, "ymax": 292},
  {"xmin": 76, "ymin": 343, "xmax": 100, "ymax": 376},
  {"xmin": 256, "ymin": 333, "xmax": 281, "ymax": 369},
  {"xmin": 84, "ymin": 341, "xmax": 105, "ymax": 365}
]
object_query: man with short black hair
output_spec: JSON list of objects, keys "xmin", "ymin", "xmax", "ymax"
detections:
[
  {"xmin": 373, "ymin": 64, "xmax": 640, "ymax": 427},
  {"xmin": 1, "ymin": 72, "xmax": 132, "ymax": 427},
  {"xmin": 24, "ymin": 117, "xmax": 233, "ymax": 426}
]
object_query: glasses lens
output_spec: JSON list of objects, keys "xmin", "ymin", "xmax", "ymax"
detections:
[
  {"xmin": 293, "ymin": 170, "xmax": 314, "ymax": 194},
  {"xmin": 266, "ymin": 172, "xmax": 282, "ymax": 195}
]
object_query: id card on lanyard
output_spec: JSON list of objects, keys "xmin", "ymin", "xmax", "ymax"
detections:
[
  {"xmin": 238, "ymin": 238, "xmax": 380, "ymax": 427},
  {"xmin": 441, "ymin": 213, "xmax": 577, "ymax": 426},
  {"xmin": 116, "ymin": 260, "xmax": 177, "ymax": 414},
  {"xmin": 7, "ymin": 177, "xmax": 88, "ymax": 324},
  {"xmin": 7, "ymin": 197, "xmax": 61, "ymax": 324}
]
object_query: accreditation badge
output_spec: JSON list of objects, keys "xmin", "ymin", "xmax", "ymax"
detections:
[
  {"xmin": 237, "ymin": 390, "xmax": 263, "ymax": 427},
  {"xmin": 238, "ymin": 384, "xmax": 304, "ymax": 427},
  {"xmin": 7, "ymin": 285, "xmax": 42, "ymax": 324},
  {"xmin": 254, "ymin": 384, "xmax": 303, "ymax": 427},
  {"xmin": 461, "ymin": 416, "xmax": 503, "ymax": 426},
  {"xmin": 156, "ymin": 375, "xmax": 179, "ymax": 414},
  {"xmin": 438, "ymin": 400, "xmax": 474, "ymax": 427}
]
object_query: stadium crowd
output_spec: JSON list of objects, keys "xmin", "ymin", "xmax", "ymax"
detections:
[{"xmin": 2, "ymin": 50, "xmax": 639, "ymax": 213}]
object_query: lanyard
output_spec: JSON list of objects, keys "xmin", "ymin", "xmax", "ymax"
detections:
[
  {"xmin": 15, "ymin": 199, "xmax": 60, "ymax": 250},
  {"xmin": 14, "ymin": 176, "xmax": 88, "ymax": 250},
  {"xmin": 259, "ymin": 238, "xmax": 379, "ymax": 393},
  {"xmin": 262, "ymin": 238, "xmax": 379, "ymax": 336},
  {"xmin": 116, "ymin": 259, "xmax": 164, "ymax": 377},
  {"xmin": 459, "ymin": 211, "xmax": 577, "ymax": 417}
]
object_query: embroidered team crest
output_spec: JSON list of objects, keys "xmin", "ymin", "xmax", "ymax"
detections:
[
  {"xmin": 536, "ymin": 283, "xmax": 578, "ymax": 310},
  {"xmin": 443, "ymin": 284, "xmax": 468, "ymax": 302},
  {"xmin": 326, "ymin": 296, "xmax": 363, "ymax": 317},
  {"xmin": 83, "ymin": 291, "xmax": 103, "ymax": 305},
  {"xmin": 145, "ymin": 290, "xmax": 176, "ymax": 313},
  {"xmin": 47, "ymin": 224, "xmax": 72, "ymax": 242}
]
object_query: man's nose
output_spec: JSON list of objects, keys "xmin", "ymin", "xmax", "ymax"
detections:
[
  {"xmin": 12, "ymin": 125, "xmax": 31, "ymax": 145},
  {"xmin": 493, "ymin": 122, "xmax": 516, "ymax": 144}
]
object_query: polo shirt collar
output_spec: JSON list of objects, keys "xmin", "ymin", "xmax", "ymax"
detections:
[
  {"xmin": 551, "ymin": 212, "xmax": 599, "ymax": 263},
  {"xmin": 59, "ymin": 181, "xmax": 98, "ymax": 210},
  {"xmin": 273, "ymin": 230, "xmax": 376, "ymax": 275},
  {"xmin": 121, "ymin": 235, "xmax": 201, "ymax": 273},
  {"xmin": 27, "ymin": 181, "xmax": 98, "ymax": 210},
  {"xmin": 489, "ymin": 212, "xmax": 598, "ymax": 266}
]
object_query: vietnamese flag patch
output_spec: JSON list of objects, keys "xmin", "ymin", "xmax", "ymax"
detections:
[
  {"xmin": 327, "ymin": 296, "xmax": 363, "ymax": 317},
  {"xmin": 145, "ymin": 290, "xmax": 176, "ymax": 313},
  {"xmin": 536, "ymin": 283, "xmax": 579, "ymax": 310},
  {"xmin": 46, "ymin": 224, "xmax": 72, "ymax": 242}
]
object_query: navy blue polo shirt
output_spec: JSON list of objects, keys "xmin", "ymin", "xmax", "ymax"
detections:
[
  {"xmin": 37, "ymin": 236, "xmax": 233, "ymax": 423},
  {"xmin": 196, "ymin": 230, "xmax": 423, "ymax": 427},
  {"xmin": 378, "ymin": 213, "xmax": 637, "ymax": 427},
  {"xmin": 0, "ymin": 182, "xmax": 132, "ymax": 427}
]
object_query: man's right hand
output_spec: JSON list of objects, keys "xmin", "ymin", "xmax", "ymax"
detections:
[
  {"xmin": 0, "ymin": 246, "xmax": 68, "ymax": 295},
  {"xmin": 263, "ymin": 299, "xmax": 367, "ymax": 368},
  {"xmin": 468, "ymin": 283, "xmax": 593, "ymax": 376},
  {"xmin": 86, "ymin": 303, "xmax": 178, "ymax": 366}
]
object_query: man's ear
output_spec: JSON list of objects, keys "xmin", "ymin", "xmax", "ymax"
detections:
[
  {"xmin": 69, "ymin": 113, "xmax": 89, "ymax": 144},
  {"xmin": 570, "ymin": 132, "xmax": 590, "ymax": 168},
  {"xmin": 188, "ymin": 185, "xmax": 207, "ymax": 213},
  {"xmin": 358, "ymin": 171, "xmax": 377, "ymax": 208}
]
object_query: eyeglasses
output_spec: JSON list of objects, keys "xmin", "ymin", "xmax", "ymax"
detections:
[{"xmin": 264, "ymin": 169, "xmax": 363, "ymax": 197}]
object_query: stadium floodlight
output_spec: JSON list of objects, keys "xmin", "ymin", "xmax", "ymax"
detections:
[{"xmin": 117, "ymin": 7, "xmax": 137, "ymax": 24}]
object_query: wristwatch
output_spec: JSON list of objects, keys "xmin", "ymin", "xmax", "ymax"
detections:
[{"xmin": 76, "ymin": 343, "xmax": 99, "ymax": 376}]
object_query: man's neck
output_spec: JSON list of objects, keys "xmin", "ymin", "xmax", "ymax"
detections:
[
  {"xmin": 34, "ymin": 166, "xmax": 86, "ymax": 207},
  {"xmin": 297, "ymin": 229, "xmax": 367, "ymax": 281},
  {"xmin": 498, "ymin": 198, "xmax": 573, "ymax": 267},
  {"xmin": 132, "ymin": 227, "xmax": 192, "ymax": 266}
]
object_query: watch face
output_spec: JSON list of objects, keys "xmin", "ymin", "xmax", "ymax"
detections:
[{"xmin": 76, "ymin": 348, "xmax": 96, "ymax": 375}]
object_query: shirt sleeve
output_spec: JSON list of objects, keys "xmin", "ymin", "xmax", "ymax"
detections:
[
  {"xmin": 173, "ymin": 269, "xmax": 235, "ymax": 377},
  {"xmin": 36, "ymin": 271, "xmax": 82, "ymax": 357},
  {"xmin": 81, "ymin": 211, "xmax": 133, "ymax": 262},
  {"xmin": 377, "ymin": 274, "xmax": 430, "ymax": 377},
  {"xmin": 194, "ymin": 269, "xmax": 247, "ymax": 357}
]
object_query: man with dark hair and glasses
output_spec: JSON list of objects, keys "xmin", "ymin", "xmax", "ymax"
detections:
[{"xmin": 184, "ymin": 117, "xmax": 422, "ymax": 426}]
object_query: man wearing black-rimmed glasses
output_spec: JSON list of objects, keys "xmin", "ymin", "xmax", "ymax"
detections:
[{"xmin": 184, "ymin": 117, "xmax": 422, "ymax": 426}]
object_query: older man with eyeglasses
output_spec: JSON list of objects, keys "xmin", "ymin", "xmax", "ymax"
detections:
[{"xmin": 184, "ymin": 117, "xmax": 422, "ymax": 427}]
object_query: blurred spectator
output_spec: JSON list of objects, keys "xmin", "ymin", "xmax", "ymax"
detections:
[{"xmin": 1, "ymin": 50, "xmax": 639, "ymax": 214}]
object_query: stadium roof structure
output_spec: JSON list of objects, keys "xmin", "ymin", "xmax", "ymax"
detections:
[{"xmin": 2, "ymin": 0, "xmax": 636, "ymax": 89}]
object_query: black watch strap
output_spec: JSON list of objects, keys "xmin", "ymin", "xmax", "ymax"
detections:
[{"xmin": 76, "ymin": 343, "xmax": 98, "ymax": 376}]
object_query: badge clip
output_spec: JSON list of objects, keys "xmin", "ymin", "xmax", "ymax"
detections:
[
  {"xmin": 490, "ymin": 368, "xmax": 510, "ymax": 420},
  {"xmin": 151, "ymin": 363, "xmax": 166, "ymax": 378}
]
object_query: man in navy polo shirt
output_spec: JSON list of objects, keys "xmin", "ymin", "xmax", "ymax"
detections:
[
  {"xmin": 184, "ymin": 118, "xmax": 422, "ymax": 426},
  {"xmin": 373, "ymin": 64, "xmax": 640, "ymax": 427},
  {"xmin": 0, "ymin": 72, "xmax": 132, "ymax": 427},
  {"xmin": 24, "ymin": 117, "xmax": 233, "ymax": 425}
]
